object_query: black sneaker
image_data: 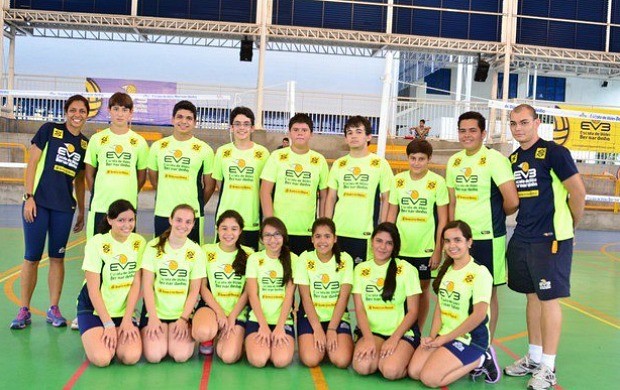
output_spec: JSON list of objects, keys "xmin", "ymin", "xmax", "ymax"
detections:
[{"xmin": 482, "ymin": 346, "xmax": 501, "ymax": 384}]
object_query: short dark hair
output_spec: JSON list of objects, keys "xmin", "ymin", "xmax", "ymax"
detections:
[
  {"xmin": 172, "ymin": 100, "xmax": 197, "ymax": 120},
  {"xmin": 289, "ymin": 113, "xmax": 313, "ymax": 132},
  {"xmin": 344, "ymin": 115, "xmax": 372, "ymax": 136},
  {"xmin": 419, "ymin": 119, "xmax": 426, "ymax": 124},
  {"xmin": 458, "ymin": 111, "xmax": 486, "ymax": 131},
  {"xmin": 406, "ymin": 139, "xmax": 433, "ymax": 158},
  {"xmin": 230, "ymin": 106, "xmax": 255, "ymax": 126},
  {"xmin": 282, "ymin": 137, "xmax": 289, "ymax": 142},
  {"xmin": 108, "ymin": 92, "xmax": 133, "ymax": 110},
  {"xmin": 64, "ymin": 95, "xmax": 90, "ymax": 114},
  {"xmin": 511, "ymin": 104, "xmax": 538, "ymax": 120}
]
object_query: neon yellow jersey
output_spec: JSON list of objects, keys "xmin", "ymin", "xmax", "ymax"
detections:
[
  {"xmin": 86, "ymin": 128, "xmax": 149, "ymax": 212},
  {"xmin": 141, "ymin": 238, "xmax": 206, "ymax": 320},
  {"xmin": 245, "ymin": 250, "xmax": 298, "ymax": 325},
  {"xmin": 294, "ymin": 250, "xmax": 353, "ymax": 323},
  {"xmin": 446, "ymin": 147, "xmax": 514, "ymax": 239},
  {"xmin": 389, "ymin": 170, "xmax": 449, "ymax": 257},
  {"xmin": 148, "ymin": 135, "xmax": 214, "ymax": 217},
  {"xmin": 202, "ymin": 243, "xmax": 254, "ymax": 317},
  {"xmin": 81, "ymin": 232, "xmax": 146, "ymax": 317},
  {"xmin": 437, "ymin": 258, "xmax": 492, "ymax": 345},
  {"xmin": 260, "ymin": 148, "xmax": 329, "ymax": 235},
  {"xmin": 328, "ymin": 153, "xmax": 393, "ymax": 239},
  {"xmin": 352, "ymin": 258, "xmax": 421, "ymax": 336},
  {"xmin": 212, "ymin": 143, "xmax": 269, "ymax": 231}
]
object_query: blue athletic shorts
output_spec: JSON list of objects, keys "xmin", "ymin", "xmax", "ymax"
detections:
[
  {"xmin": 296, "ymin": 316, "xmax": 352, "ymax": 336},
  {"xmin": 354, "ymin": 327, "xmax": 420, "ymax": 349},
  {"xmin": 338, "ymin": 236, "xmax": 368, "ymax": 266},
  {"xmin": 470, "ymin": 237, "xmax": 507, "ymax": 286},
  {"xmin": 400, "ymin": 256, "xmax": 432, "ymax": 280},
  {"xmin": 245, "ymin": 320, "xmax": 295, "ymax": 339},
  {"xmin": 288, "ymin": 235, "xmax": 313, "ymax": 256},
  {"xmin": 443, "ymin": 339, "xmax": 486, "ymax": 366},
  {"xmin": 22, "ymin": 203, "xmax": 74, "ymax": 261},
  {"xmin": 507, "ymin": 237, "xmax": 573, "ymax": 300}
]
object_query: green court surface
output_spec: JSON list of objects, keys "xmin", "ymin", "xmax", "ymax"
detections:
[{"xmin": 1, "ymin": 227, "xmax": 619, "ymax": 389}]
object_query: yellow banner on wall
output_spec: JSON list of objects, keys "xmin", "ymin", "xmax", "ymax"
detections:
[{"xmin": 554, "ymin": 105, "xmax": 620, "ymax": 152}]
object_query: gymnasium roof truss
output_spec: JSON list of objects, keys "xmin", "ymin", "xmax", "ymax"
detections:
[{"xmin": 5, "ymin": 8, "xmax": 620, "ymax": 78}]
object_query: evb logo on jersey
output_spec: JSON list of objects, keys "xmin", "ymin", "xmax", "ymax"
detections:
[{"xmin": 106, "ymin": 145, "xmax": 131, "ymax": 160}]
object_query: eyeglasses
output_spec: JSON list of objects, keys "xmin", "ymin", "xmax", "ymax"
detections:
[
  {"xmin": 232, "ymin": 122, "xmax": 252, "ymax": 128},
  {"xmin": 262, "ymin": 232, "xmax": 283, "ymax": 240}
]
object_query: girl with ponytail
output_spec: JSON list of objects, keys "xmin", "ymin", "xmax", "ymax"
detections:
[
  {"xmin": 352, "ymin": 222, "xmax": 422, "ymax": 379},
  {"xmin": 140, "ymin": 204, "xmax": 206, "ymax": 363},
  {"xmin": 409, "ymin": 220, "xmax": 495, "ymax": 387},
  {"xmin": 244, "ymin": 217, "xmax": 297, "ymax": 368},
  {"xmin": 295, "ymin": 218, "xmax": 354, "ymax": 369},
  {"xmin": 192, "ymin": 210, "xmax": 253, "ymax": 363},
  {"xmin": 77, "ymin": 199, "xmax": 144, "ymax": 367}
]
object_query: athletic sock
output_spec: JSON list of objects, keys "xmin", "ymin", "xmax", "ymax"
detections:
[
  {"xmin": 528, "ymin": 344, "xmax": 543, "ymax": 363},
  {"xmin": 541, "ymin": 354, "xmax": 556, "ymax": 371}
]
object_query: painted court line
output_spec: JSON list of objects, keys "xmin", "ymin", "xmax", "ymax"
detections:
[
  {"xmin": 309, "ymin": 366, "xmax": 329, "ymax": 390},
  {"xmin": 600, "ymin": 242, "xmax": 620, "ymax": 261},
  {"xmin": 62, "ymin": 360, "xmax": 90, "ymax": 390},
  {"xmin": 560, "ymin": 298, "xmax": 620, "ymax": 330},
  {"xmin": 199, "ymin": 355, "xmax": 213, "ymax": 389}
]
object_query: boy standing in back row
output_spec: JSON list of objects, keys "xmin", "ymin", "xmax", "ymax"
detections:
[{"xmin": 325, "ymin": 116, "xmax": 393, "ymax": 264}]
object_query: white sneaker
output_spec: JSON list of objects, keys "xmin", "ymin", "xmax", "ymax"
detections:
[
  {"xmin": 527, "ymin": 364, "xmax": 556, "ymax": 390},
  {"xmin": 70, "ymin": 318, "xmax": 79, "ymax": 330},
  {"xmin": 504, "ymin": 354, "xmax": 541, "ymax": 377}
]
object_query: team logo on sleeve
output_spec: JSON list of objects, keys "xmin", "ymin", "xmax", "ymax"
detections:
[
  {"xmin": 192, "ymin": 144, "xmax": 201, "ymax": 152},
  {"xmin": 396, "ymin": 178, "xmax": 405, "ymax": 188},
  {"xmin": 479, "ymin": 157, "xmax": 487, "ymax": 166},
  {"xmin": 160, "ymin": 141, "xmax": 169, "ymax": 149},
  {"xmin": 254, "ymin": 150, "xmax": 264, "ymax": 160},
  {"xmin": 396, "ymin": 264, "xmax": 403, "ymax": 276},
  {"xmin": 453, "ymin": 158, "xmax": 462, "ymax": 167},
  {"xmin": 370, "ymin": 159, "xmax": 380, "ymax": 167},
  {"xmin": 81, "ymin": 139, "xmax": 88, "ymax": 150},
  {"xmin": 129, "ymin": 137, "xmax": 138, "ymax": 147},
  {"xmin": 337, "ymin": 261, "xmax": 346, "ymax": 271},
  {"xmin": 258, "ymin": 258, "xmax": 265, "ymax": 266},
  {"xmin": 100, "ymin": 135, "xmax": 109, "ymax": 145},
  {"xmin": 360, "ymin": 267, "xmax": 370, "ymax": 277},
  {"xmin": 223, "ymin": 149, "xmax": 232, "ymax": 158},
  {"xmin": 307, "ymin": 260, "xmax": 316, "ymax": 271},
  {"xmin": 207, "ymin": 252, "xmax": 216, "ymax": 262},
  {"xmin": 510, "ymin": 154, "xmax": 518, "ymax": 164},
  {"xmin": 160, "ymin": 260, "xmax": 188, "ymax": 277},
  {"xmin": 156, "ymin": 249, "xmax": 164, "ymax": 258},
  {"xmin": 338, "ymin": 159, "xmax": 347, "ymax": 168},
  {"xmin": 279, "ymin": 153, "xmax": 289, "ymax": 162},
  {"xmin": 427, "ymin": 180, "xmax": 436, "ymax": 190},
  {"xmin": 133, "ymin": 240, "xmax": 142, "ymax": 251},
  {"xmin": 102, "ymin": 243, "xmax": 111, "ymax": 254},
  {"xmin": 535, "ymin": 148, "xmax": 547, "ymax": 159},
  {"xmin": 464, "ymin": 273, "xmax": 475, "ymax": 285},
  {"xmin": 53, "ymin": 128, "xmax": 64, "ymax": 139},
  {"xmin": 185, "ymin": 250, "xmax": 196, "ymax": 261},
  {"xmin": 310, "ymin": 156, "xmax": 319, "ymax": 165}
]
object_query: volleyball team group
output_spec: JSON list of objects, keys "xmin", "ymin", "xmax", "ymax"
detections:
[{"xmin": 10, "ymin": 91, "xmax": 585, "ymax": 390}]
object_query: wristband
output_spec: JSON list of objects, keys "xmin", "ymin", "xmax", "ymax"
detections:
[
  {"xmin": 327, "ymin": 327, "xmax": 337, "ymax": 332},
  {"xmin": 179, "ymin": 316, "xmax": 190, "ymax": 323},
  {"xmin": 102, "ymin": 321, "xmax": 115, "ymax": 329}
]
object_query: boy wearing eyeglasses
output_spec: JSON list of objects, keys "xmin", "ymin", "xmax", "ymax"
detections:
[
  {"xmin": 211, "ymin": 106, "xmax": 270, "ymax": 250},
  {"xmin": 147, "ymin": 100, "xmax": 215, "ymax": 244}
]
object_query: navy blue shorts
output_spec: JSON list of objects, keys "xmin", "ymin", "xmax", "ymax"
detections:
[
  {"xmin": 354, "ymin": 328, "xmax": 420, "ymax": 349},
  {"xmin": 338, "ymin": 236, "xmax": 368, "ymax": 266},
  {"xmin": 155, "ymin": 215, "xmax": 201, "ymax": 244},
  {"xmin": 245, "ymin": 320, "xmax": 295, "ymax": 339},
  {"xmin": 288, "ymin": 235, "xmax": 313, "ymax": 256},
  {"xmin": 195, "ymin": 298, "xmax": 248, "ymax": 327},
  {"xmin": 443, "ymin": 339, "xmax": 486, "ymax": 366},
  {"xmin": 470, "ymin": 237, "xmax": 507, "ymax": 286},
  {"xmin": 240, "ymin": 230, "xmax": 259, "ymax": 252},
  {"xmin": 400, "ymin": 256, "xmax": 431, "ymax": 280},
  {"xmin": 22, "ymin": 203, "xmax": 74, "ymax": 261},
  {"xmin": 507, "ymin": 237, "xmax": 573, "ymax": 300},
  {"xmin": 77, "ymin": 313, "xmax": 126, "ymax": 336},
  {"xmin": 296, "ymin": 316, "xmax": 352, "ymax": 336}
]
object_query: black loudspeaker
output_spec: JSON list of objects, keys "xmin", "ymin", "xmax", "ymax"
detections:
[
  {"xmin": 474, "ymin": 60, "xmax": 490, "ymax": 82},
  {"xmin": 240, "ymin": 39, "xmax": 253, "ymax": 62}
]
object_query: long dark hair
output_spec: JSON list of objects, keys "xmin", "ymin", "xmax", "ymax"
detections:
[
  {"xmin": 217, "ymin": 210, "xmax": 247, "ymax": 276},
  {"xmin": 98, "ymin": 199, "xmax": 136, "ymax": 235},
  {"xmin": 311, "ymin": 217, "xmax": 342, "ymax": 272},
  {"xmin": 152, "ymin": 204, "xmax": 195, "ymax": 254},
  {"xmin": 260, "ymin": 217, "xmax": 292, "ymax": 286},
  {"xmin": 371, "ymin": 222, "xmax": 401, "ymax": 302},
  {"xmin": 432, "ymin": 220, "xmax": 473, "ymax": 294}
]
